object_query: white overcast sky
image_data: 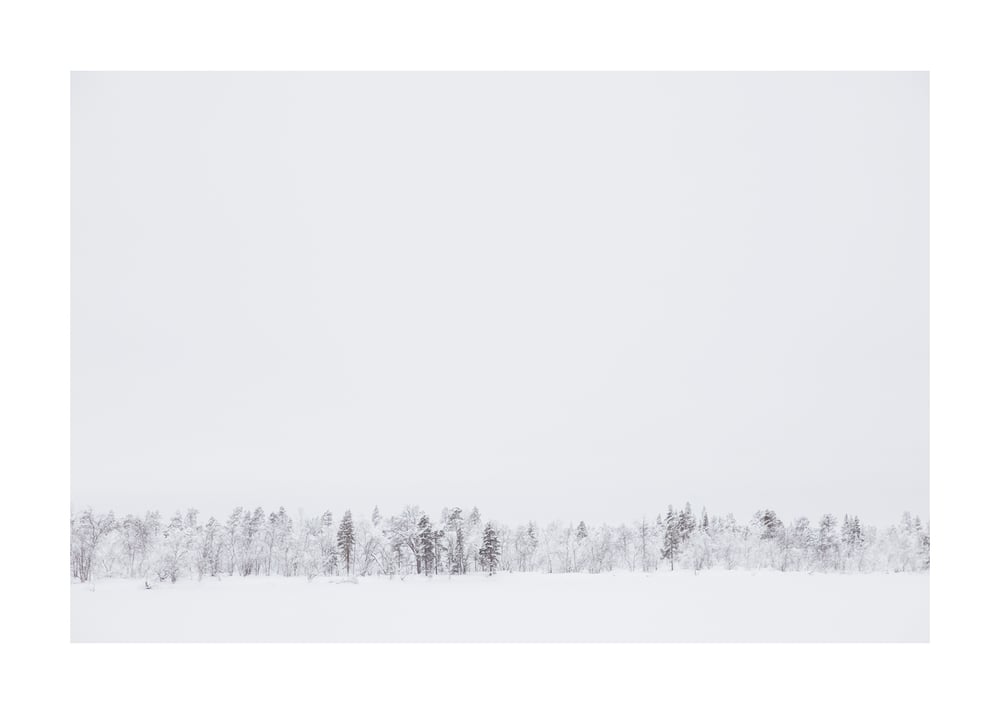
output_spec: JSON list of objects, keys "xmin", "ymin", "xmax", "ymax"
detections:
[{"xmin": 71, "ymin": 73, "xmax": 928, "ymax": 525}]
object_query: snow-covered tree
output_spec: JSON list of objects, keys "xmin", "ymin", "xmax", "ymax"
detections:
[
  {"xmin": 156, "ymin": 511, "xmax": 191, "ymax": 583},
  {"xmin": 385, "ymin": 506, "xmax": 424, "ymax": 575},
  {"xmin": 416, "ymin": 514, "xmax": 436, "ymax": 576},
  {"xmin": 70, "ymin": 508, "xmax": 117, "ymax": 583},
  {"xmin": 514, "ymin": 523, "xmax": 539, "ymax": 572},
  {"xmin": 451, "ymin": 527, "xmax": 466, "ymax": 575},
  {"xmin": 479, "ymin": 522, "xmax": 501, "ymax": 575},
  {"xmin": 444, "ymin": 507, "xmax": 466, "ymax": 574},
  {"xmin": 201, "ymin": 516, "xmax": 221, "ymax": 577},
  {"xmin": 224, "ymin": 507, "xmax": 242, "ymax": 576},
  {"xmin": 661, "ymin": 505, "xmax": 681, "ymax": 571},
  {"xmin": 466, "ymin": 507, "xmax": 483, "ymax": 572},
  {"xmin": 637, "ymin": 516, "xmax": 653, "ymax": 572},
  {"xmin": 816, "ymin": 514, "xmax": 840, "ymax": 571},
  {"xmin": 337, "ymin": 510, "xmax": 355, "ymax": 575}
]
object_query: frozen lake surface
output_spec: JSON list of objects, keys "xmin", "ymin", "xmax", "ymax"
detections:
[{"xmin": 71, "ymin": 570, "xmax": 929, "ymax": 642}]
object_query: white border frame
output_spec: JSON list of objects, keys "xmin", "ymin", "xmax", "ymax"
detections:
[{"xmin": 2, "ymin": 1, "xmax": 996, "ymax": 712}]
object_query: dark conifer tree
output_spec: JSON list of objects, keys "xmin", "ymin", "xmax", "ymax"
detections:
[
  {"xmin": 754, "ymin": 509, "xmax": 783, "ymax": 540},
  {"xmin": 336, "ymin": 510, "xmax": 355, "ymax": 575},
  {"xmin": 452, "ymin": 527, "xmax": 466, "ymax": 574},
  {"xmin": 417, "ymin": 514, "xmax": 435, "ymax": 576},
  {"xmin": 433, "ymin": 528, "xmax": 445, "ymax": 574},
  {"xmin": 479, "ymin": 522, "xmax": 500, "ymax": 575},
  {"xmin": 446, "ymin": 507, "xmax": 463, "ymax": 532}
]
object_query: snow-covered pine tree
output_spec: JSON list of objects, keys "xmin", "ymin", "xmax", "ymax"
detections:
[
  {"xmin": 838, "ymin": 514, "xmax": 865, "ymax": 570},
  {"xmin": 337, "ymin": 510, "xmax": 355, "ymax": 575},
  {"xmin": 680, "ymin": 502, "xmax": 696, "ymax": 541},
  {"xmin": 654, "ymin": 512, "xmax": 665, "ymax": 567},
  {"xmin": 452, "ymin": 526, "xmax": 466, "ymax": 574},
  {"xmin": 479, "ymin": 522, "xmax": 501, "ymax": 575},
  {"xmin": 442, "ymin": 507, "xmax": 464, "ymax": 574},
  {"xmin": 466, "ymin": 507, "xmax": 482, "ymax": 572},
  {"xmin": 817, "ymin": 514, "xmax": 840, "ymax": 570},
  {"xmin": 433, "ymin": 528, "xmax": 445, "ymax": 574},
  {"xmin": 417, "ymin": 514, "xmax": 435, "ymax": 576},
  {"xmin": 523, "ymin": 521, "xmax": 539, "ymax": 571},
  {"xmin": 527, "ymin": 521, "xmax": 538, "ymax": 548},
  {"xmin": 753, "ymin": 509, "xmax": 783, "ymax": 540},
  {"xmin": 661, "ymin": 505, "xmax": 681, "ymax": 571}
]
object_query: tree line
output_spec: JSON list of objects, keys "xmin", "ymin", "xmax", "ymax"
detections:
[{"xmin": 70, "ymin": 503, "xmax": 930, "ymax": 584}]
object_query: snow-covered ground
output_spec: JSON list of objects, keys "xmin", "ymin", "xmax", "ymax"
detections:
[{"xmin": 71, "ymin": 570, "xmax": 928, "ymax": 642}]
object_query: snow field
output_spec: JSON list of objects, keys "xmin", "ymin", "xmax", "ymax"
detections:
[{"xmin": 71, "ymin": 569, "xmax": 928, "ymax": 642}]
